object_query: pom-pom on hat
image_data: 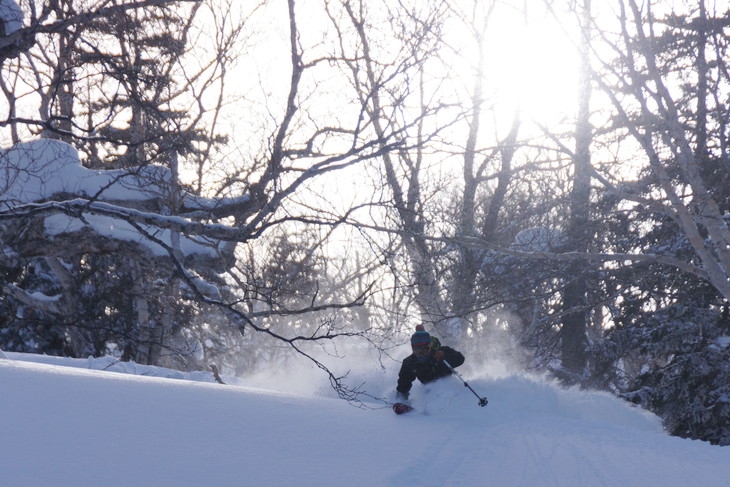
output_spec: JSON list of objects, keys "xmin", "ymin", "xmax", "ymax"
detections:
[{"xmin": 410, "ymin": 325, "xmax": 431, "ymax": 347}]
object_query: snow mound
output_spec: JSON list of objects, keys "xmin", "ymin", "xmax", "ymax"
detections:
[
  {"xmin": 3, "ymin": 351, "xmax": 218, "ymax": 383},
  {"xmin": 0, "ymin": 139, "xmax": 170, "ymax": 204},
  {"xmin": 0, "ymin": 0, "xmax": 22, "ymax": 35}
]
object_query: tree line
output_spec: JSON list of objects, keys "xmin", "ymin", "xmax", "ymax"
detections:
[{"xmin": 1, "ymin": 0, "xmax": 729, "ymax": 444}]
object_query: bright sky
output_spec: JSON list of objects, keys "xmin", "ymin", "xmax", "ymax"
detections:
[
  {"xmin": 437, "ymin": 0, "xmax": 582, "ymax": 132},
  {"xmin": 486, "ymin": 3, "xmax": 580, "ymax": 125}
]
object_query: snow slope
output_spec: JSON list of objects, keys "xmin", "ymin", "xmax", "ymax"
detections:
[{"xmin": 1, "ymin": 353, "xmax": 729, "ymax": 487}]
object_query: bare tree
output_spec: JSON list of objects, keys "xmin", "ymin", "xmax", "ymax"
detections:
[
  {"xmin": 586, "ymin": 0, "xmax": 730, "ymax": 301},
  {"xmin": 322, "ymin": 0, "xmax": 452, "ymax": 334},
  {"xmin": 0, "ymin": 0, "xmax": 442, "ymax": 400}
]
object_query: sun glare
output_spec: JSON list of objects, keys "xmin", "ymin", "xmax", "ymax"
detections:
[{"xmin": 477, "ymin": 4, "xmax": 581, "ymax": 126}]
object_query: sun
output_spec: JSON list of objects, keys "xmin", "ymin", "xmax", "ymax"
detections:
[{"xmin": 447, "ymin": 2, "xmax": 582, "ymax": 128}]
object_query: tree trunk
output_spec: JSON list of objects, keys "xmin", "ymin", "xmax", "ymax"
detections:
[
  {"xmin": 131, "ymin": 261, "xmax": 153, "ymax": 364},
  {"xmin": 561, "ymin": 0, "xmax": 592, "ymax": 379}
]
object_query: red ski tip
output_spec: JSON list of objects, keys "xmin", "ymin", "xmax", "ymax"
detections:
[{"xmin": 392, "ymin": 402, "xmax": 414, "ymax": 415}]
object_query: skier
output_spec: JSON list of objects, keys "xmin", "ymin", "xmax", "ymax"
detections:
[{"xmin": 395, "ymin": 325, "xmax": 465, "ymax": 403}]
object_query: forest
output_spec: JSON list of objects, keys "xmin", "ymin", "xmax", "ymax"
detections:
[{"xmin": 1, "ymin": 0, "xmax": 729, "ymax": 445}]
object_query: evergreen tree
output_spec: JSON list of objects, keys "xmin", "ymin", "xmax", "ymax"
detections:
[{"xmin": 589, "ymin": 0, "xmax": 730, "ymax": 443}]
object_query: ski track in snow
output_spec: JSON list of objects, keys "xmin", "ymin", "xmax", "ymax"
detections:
[{"xmin": 388, "ymin": 419, "xmax": 473, "ymax": 486}]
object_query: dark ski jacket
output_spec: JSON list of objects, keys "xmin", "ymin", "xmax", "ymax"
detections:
[{"xmin": 396, "ymin": 346, "xmax": 465, "ymax": 396}]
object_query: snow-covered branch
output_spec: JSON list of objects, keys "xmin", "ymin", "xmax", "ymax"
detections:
[{"xmin": 0, "ymin": 0, "xmax": 199, "ymax": 54}]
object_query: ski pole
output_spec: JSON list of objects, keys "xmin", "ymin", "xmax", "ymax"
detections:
[{"xmin": 443, "ymin": 360, "xmax": 488, "ymax": 407}]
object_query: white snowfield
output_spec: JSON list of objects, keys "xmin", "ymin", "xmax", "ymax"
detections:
[{"xmin": 1, "ymin": 353, "xmax": 729, "ymax": 487}]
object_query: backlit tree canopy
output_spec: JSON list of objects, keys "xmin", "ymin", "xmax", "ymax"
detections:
[{"xmin": 1, "ymin": 0, "xmax": 730, "ymax": 444}]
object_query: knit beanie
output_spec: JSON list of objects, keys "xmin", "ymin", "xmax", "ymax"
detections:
[{"xmin": 410, "ymin": 325, "xmax": 431, "ymax": 347}]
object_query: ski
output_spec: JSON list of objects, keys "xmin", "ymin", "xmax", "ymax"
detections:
[{"xmin": 392, "ymin": 402, "xmax": 414, "ymax": 415}]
